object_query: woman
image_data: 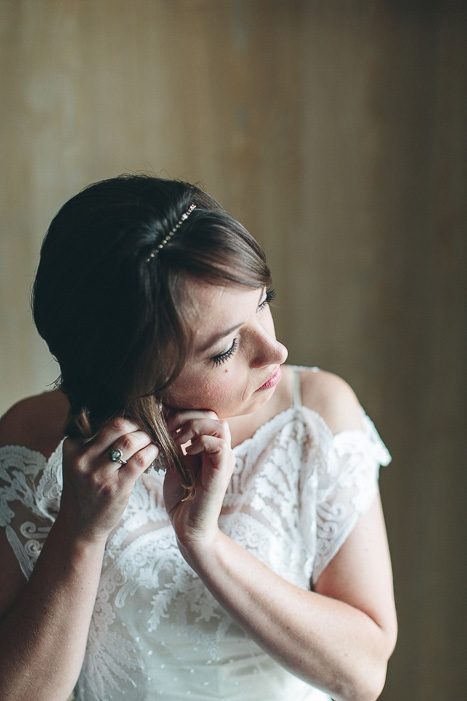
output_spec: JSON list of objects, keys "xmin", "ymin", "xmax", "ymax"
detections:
[{"xmin": 0, "ymin": 175, "xmax": 397, "ymax": 701}]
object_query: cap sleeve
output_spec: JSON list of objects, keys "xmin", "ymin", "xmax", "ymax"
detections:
[
  {"xmin": 0, "ymin": 443, "xmax": 63, "ymax": 578},
  {"xmin": 306, "ymin": 409, "xmax": 391, "ymax": 584}
]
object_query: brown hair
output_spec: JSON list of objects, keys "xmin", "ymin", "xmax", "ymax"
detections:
[{"xmin": 32, "ymin": 174, "xmax": 271, "ymax": 493}]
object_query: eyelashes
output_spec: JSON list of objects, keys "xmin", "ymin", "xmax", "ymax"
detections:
[
  {"xmin": 260, "ymin": 287, "xmax": 276, "ymax": 309},
  {"xmin": 212, "ymin": 338, "xmax": 238, "ymax": 366},
  {"xmin": 211, "ymin": 287, "xmax": 276, "ymax": 367}
]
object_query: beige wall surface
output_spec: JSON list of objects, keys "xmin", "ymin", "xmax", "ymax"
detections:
[{"xmin": 0, "ymin": 1, "xmax": 465, "ymax": 699}]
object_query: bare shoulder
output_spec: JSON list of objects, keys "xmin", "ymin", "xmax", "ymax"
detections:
[
  {"xmin": 0, "ymin": 390, "xmax": 69, "ymax": 457},
  {"xmin": 297, "ymin": 368, "xmax": 364, "ymax": 434}
]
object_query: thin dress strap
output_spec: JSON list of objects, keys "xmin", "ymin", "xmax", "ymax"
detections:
[{"xmin": 292, "ymin": 367, "xmax": 302, "ymax": 408}]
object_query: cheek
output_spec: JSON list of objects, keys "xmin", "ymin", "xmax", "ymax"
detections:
[
  {"xmin": 163, "ymin": 363, "xmax": 248, "ymax": 418},
  {"xmin": 164, "ymin": 369, "xmax": 236, "ymax": 411},
  {"xmin": 198, "ymin": 369, "xmax": 247, "ymax": 415},
  {"xmin": 202, "ymin": 370, "xmax": 236, "ymax": 402}
]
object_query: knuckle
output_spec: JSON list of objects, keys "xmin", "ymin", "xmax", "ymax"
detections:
[
  {"xmin": 88, "ymin": 470, "xmax": 103, "ymax": 488},
  {"xmin": 74, "ymin": 455, "xmax": 88, "ymax": 473},
  {"xmin": 131, "ymin": 453, "xmax": 146, "ymax": 470},
  {"xmin": 218, "ymin": 419, "xmax": 230, "ymax": 436},
  {"xmin": 119, "ymin": 435, "xmax": 134, "ymax": 454},
  {"xmin": 99, "ymin": 482, "xmax": 117, "ymax": 500},
  {"xmin": 219, "ymin": 438, "xmax": 230, "ymax": 452},
  {"xmin": 69, "ymin": 448, "xmax": 91, "ymax": 473},
  {"xmin": 108, "ymin": 417, "xmax": 131, "ymax": 433}
]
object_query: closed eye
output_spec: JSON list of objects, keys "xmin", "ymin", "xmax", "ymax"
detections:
[
  {"xmin": 211, "ymin": 338, "xmax": 238, "ymax": 366},
  {"xmin": 210, "ymin": 288, "xmax": 276, "ymax": 367}
]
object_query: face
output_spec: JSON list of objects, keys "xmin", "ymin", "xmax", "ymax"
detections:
[{"xmin": 162, "ymin": 278, "xmax": 288, "ymax": 418}]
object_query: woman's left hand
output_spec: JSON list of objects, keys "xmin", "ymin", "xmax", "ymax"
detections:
[{"xmin": 163, "ymin": 409, "xmax": 235, "ymax": 552}]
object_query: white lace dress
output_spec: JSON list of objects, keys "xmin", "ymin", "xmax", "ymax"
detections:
[{"xmin": 0, "ymin": 367, "xmax": 391, "ymax": 701}]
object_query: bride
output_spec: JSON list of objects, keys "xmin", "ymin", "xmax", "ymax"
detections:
[{"xmin": 0, "ymin": 174, "xmax": 397, "ymax": 700}]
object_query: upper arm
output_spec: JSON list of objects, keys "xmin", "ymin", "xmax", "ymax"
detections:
[
  {"xmin": 0, "ymin": 393, "xmax": 66, "ymax": 620},
  {"xmin": 0, "ymin": 527, "xmax": 27, "ymax": 623},
  {"xmin": 314, "ymin": 494, "xmax": 397, "ymax": 653},
  {"xmin": 0, "ymin": 391, "xmax": 68, "ymax": 455},
  {"xmin": 0, "ymin": 402, "xmax": 32, "ymax": 622},
  {"xmin": 299, "ymin": 369, "xmax": 397, "ymax": 647}
]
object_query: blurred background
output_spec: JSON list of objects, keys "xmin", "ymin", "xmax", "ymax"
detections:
[{"xmin": 0, "ymin": 1, "xmax": 465, "ymax": 698}]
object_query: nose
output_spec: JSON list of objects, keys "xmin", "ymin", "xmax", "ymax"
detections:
[{"xmin": 250, "ymin": 327, "xmax": 288, "ymax": 368}]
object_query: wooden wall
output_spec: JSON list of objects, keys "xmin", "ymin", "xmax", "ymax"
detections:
[{"xmin": 1, "ymin": 1, "xmax": 465, "ymax": 698}]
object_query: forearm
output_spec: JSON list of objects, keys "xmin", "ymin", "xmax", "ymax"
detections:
[
  {"xmin": 182, "ymin": 531, "xmax": 391, "ymax": 701},
  {"xmin": 0, "ymin": 517, "xmax": 106, "ymax": 701}
]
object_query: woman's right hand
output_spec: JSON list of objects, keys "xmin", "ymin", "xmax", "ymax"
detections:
[{"xmin": 59, "ymin": 418, "xmax": 159, "ymax": 543}]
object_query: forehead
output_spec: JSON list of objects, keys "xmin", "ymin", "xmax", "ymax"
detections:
[{"xmin": 182, "ymin": 277, "xmax": 261, "ymax": 338}]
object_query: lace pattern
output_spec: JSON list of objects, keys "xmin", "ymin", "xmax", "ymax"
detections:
[
  {"xmin": 0, "ymin": 442, "xmax": 63, "ymax": 576},
  {"xmin": 0, "ymin": 372, "xmax": 391, "ymax": 700}
]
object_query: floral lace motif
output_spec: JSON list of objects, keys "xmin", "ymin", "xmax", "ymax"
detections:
[{"xmin": 0, "ymin": 383, "xmax": 390, "ymax": 701}]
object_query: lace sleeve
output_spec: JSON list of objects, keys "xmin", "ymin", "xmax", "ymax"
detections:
[
  {"xmin": 0, "ymin": 444, "xmax": 63, "ymax": 578},
  {"xmin": 311, "ymin": 411, "xmax": 391, "ymax": 584}
]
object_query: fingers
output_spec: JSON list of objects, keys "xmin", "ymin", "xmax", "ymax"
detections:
[
  {"xmin": 70, "ymin": 417, "xmax": 145, "ymax": 460},
  {"xmin": 65, "ymin": 417, "xmax": 160, "ymax": 478},
  {"xmin": 167, "ymin": 412, "xmax": 234, "ymax": 482},
  {"xmin": 109, "ymin": 429, "xmax": 154, "ymax": 464},
  {"xmin": 166, "ymin": 409, "xmax": 218, "ymax": 432},
  {"xmin": 103, "ymin": 431, "xmax": 160, "ymax": 481},
  {"xmin": 184, "ymin": 435, "xmax": 230, "ymax": 457},
  {"xmin": 60, "ymin": 417, "xmax": 163, "ymax": 543},
  {"xmin": 167, "ymin": 411, "xmax": 230, "ymax": 449},
  {"xmin": 123, "ymin": 442, "xmax": 160, "ymax": 478}
]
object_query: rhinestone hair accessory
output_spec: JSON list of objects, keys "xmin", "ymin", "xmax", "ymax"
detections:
[{"xmin": 146, "ymin": 203, "xmax": 196, "ymax": 262}]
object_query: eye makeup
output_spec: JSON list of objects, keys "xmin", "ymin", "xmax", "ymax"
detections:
[
  {"xmin": 259, "ymin": 287, "xmax": 276, "ymax": 310},
  {"xmin": 210, "ymin": 288, "xmax": 276, "ymax": 367},
  {"xmin": 212, "ymin": 338, "xmax": 238, "ymax": 366}
]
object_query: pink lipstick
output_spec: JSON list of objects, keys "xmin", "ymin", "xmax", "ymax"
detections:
[{"xmin": 257, "ymin": 366, "xmax": 282, "ymax": 391}]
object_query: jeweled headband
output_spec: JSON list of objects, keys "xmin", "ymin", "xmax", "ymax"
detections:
[{"xmin": 146, "ymin": 203, "xmax": 196, "ymax": 262}]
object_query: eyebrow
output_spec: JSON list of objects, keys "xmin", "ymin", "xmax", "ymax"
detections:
[{"xmin": 196, "ymin": 288, "xmax": 264, "ymax": 355}]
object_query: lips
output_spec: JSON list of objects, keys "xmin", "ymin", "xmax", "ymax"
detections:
[{"xmin": 257, "ymin": 366, "xmax": 282, "ymax": 391}]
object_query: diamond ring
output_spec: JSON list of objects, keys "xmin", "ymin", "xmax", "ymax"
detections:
[{"xmin": 108, "ymin": 447, "xmax": 128, "ymax": 465}]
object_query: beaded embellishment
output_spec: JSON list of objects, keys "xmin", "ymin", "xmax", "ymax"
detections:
[{"xmin": 146, "ymin": 204, "xmax": 196, "ymax": 262}]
